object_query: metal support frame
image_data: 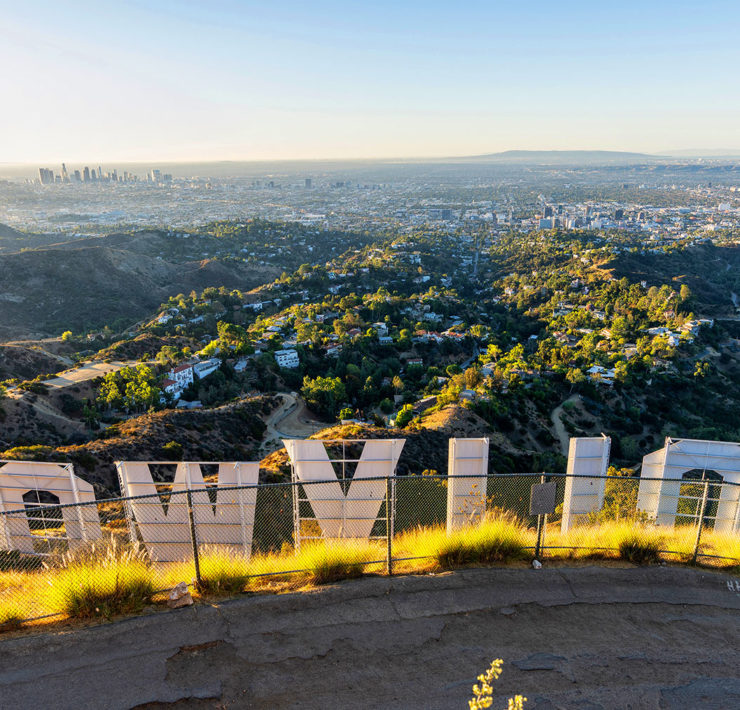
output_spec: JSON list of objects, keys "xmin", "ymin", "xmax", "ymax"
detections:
[
  {"xmin": 534, "ymin": 474, "xmax": 547, "ymax": 559},
  {"xmin": 692, "ymin": 480, "xmax": 710, "ymax": 564},
  {"xmin": 289, "ymin": 439, "xmax": 396, "ymax": 553}
]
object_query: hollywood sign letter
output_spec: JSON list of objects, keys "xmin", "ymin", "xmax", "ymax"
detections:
[
  {"xmin": 283, "ymin": 439, "xmax": 404, "ymax": 539},
  {"xmin": 0, "ymin": 461, "xmax": 101, "ymax": 553},
  {"xmin": 638, "ymin": 438, "xmax": 740, "ymax": 532},
  {"xmin": 116, "ymin": 461, "xmax": 259, "ymax": 562},
  {"xmin": 561, "ymin": 436, "xmax": 611, "ymax": 532},
  {"xmin": 446, "ymin": 438, "xmax": 489, "ymax": 533}
]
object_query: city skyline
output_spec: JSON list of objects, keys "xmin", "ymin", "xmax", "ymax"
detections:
[{"xmin": 1, "ymin": 1, "xmax": 740, "ymax": 163}]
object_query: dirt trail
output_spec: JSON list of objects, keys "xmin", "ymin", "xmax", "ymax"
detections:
[
  {"xmin": 550, "ymin": 393, "xmax": 580, "ymax": 456},
  {"xmin": 42, "ymin": 360, "xmax": 135, "ymax": 389},
  {"xmin": 261, "ymin": 392, "xmax": 326, "ymax": 451}
]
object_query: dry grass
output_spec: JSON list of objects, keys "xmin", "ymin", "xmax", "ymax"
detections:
[
  {"xmin": 162, "ymin": 539, "xmax": 382, "ymax": 597},
  {"xmin": 43, "ymin": 540, "xmax": 156, "ymax": 619},
  {"xmin": 394, "ymin": 512, "xmax": 532, "ymax": 571},
  {"xmin": 0, "ymin": 602, "xmax": 23, "ymax": 628}
]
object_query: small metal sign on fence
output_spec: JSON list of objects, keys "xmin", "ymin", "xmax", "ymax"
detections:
[{"xmin": 530, "ymin": 481, "xmax": 557, "ymax": 516}]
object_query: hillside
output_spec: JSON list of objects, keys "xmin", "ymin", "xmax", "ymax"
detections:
[
  {"xmin": 0, "ymin": 395, "xmax": 279, "ymax": 495},
  {"xmin": 0, "ymin": 223, "xmax": 85, "ymax": 254},
  {"xmin": 0, "ymin": 245, "xmax": 280, "ymax": 339},
  {"xmin": 261, "ymin": 404, "xmax": 561, "ymax": 482},
  {"xmin": 0, "ymin": 344, "xmax": 65, "ymax": 380},
  {"xmin": 606, "ymin": 243, "xmax": 740, "ymax": 314}
]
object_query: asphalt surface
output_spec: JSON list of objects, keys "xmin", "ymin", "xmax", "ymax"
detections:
[{"xmin": 1, "ymin": 566, "xmax": 739, "ymax": 709}]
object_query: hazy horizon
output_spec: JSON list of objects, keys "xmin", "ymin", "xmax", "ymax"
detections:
[{"xmin": 4, "ymin": 147, "xmax": 740, "ymax": 181}]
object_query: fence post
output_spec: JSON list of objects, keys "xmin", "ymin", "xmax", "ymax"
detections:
[
  {"xmin": 692, "ymin": 480, "xmax": 710, "ymax": 565},
  {"xmin": 534, "ymin": 474, "xmax": 545, "ymax": 559},
  {"xmin": 386, "ymin": 476, "xmax": 393, "ymax": 576},
  {"xmin": 186, "ymin": 489, "xmax": 202, "ymax": 587}
]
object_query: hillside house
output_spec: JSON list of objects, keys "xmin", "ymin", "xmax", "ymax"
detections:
[{"xmin": 274, "ymin": 349, "xmax": 300, "ymax": 369}]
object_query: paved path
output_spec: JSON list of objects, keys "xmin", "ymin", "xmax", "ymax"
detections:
[{"xmin": 1, "ymin": 566, "xmax": 738, "ymax": 709}]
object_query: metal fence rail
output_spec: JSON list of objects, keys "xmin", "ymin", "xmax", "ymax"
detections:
[{"xmin": 1, "ymin": 473, "xmax": 739, "ymax": 625}]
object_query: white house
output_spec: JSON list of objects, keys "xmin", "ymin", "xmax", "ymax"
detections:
[
  {"xmin": 274, "ymin": 349, "xmax": 300, "ymax": 369},
  {"xmin": 234, "ymin": 358, "xmax": 248, "ymax": 372},
  {"xmin": 193, "ymin": 358, "xmax": 220, "ymax": 379},
  {"xmin": 168, "ymin": 363, "xmax": 194, "ymax": 389}
]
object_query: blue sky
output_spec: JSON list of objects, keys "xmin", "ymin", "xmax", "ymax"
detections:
[{"xmin": 1, "ymin": 0, "xmax": 738, "ymax": 162}]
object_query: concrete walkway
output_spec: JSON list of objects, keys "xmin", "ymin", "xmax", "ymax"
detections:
[{"xmin": 1, "ymin": 566, "xmax": 739, "ymax": 709}]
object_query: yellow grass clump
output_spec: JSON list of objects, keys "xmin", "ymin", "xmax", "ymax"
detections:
[
  {"xmin": 44, "ymin": 540, "xmax": 156, "ymax": 619},
  {"xmin": 394, "ymin": 512, "xmax": 534, "ymax": 571}
]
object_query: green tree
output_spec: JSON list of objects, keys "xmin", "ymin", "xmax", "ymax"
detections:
[
  {"xmin": 301, "ymin": 376, "xmax": 347, "ymax": 418},
  {"xmin": 394, "ymin": 404, "xmax": 414, "ymax": 428}
]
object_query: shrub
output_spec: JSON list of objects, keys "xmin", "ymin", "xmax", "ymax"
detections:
[
  {"xmin": 297, "ymin": 541, "xmax": 376, "ymax": 584},
  {"xmin": 0, "ymin": 604, "xmax": 23, "ymax": 630},
  {"xmin": 193, "ymin": 548, "xmax": 250, "ymax": 595},
  {"xmin": 618, "ymin": 533, "xmax": 663, "ymax": 565},
  {"xmin": 161, "ymin": 441, "xmax": 184, "ymax": 460}
]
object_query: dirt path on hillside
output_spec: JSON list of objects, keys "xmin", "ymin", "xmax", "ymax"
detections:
[
  {"xmin": 42, "ymin": 360, "xmax": 135, "ymax": 388},
  {"xmin": 550, "ymin": 394, "xmax": 579, "ymax": 456},
  {"xmin": 261, "ymin": 392, "xmax": 327, "ymax": 450}
]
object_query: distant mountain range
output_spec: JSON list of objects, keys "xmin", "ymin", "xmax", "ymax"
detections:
[
  {"xmin": 452, "ymin": 150, "xmax": 661, "ymax": 165},
  {"xmin": 3, "ymin": 149, "xmax": 740, "ymax": 179}
]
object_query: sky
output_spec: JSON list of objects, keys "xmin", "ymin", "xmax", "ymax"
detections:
[{"xmin": 1, "ymin": 0, "xmax": 739, "ymax": 163}]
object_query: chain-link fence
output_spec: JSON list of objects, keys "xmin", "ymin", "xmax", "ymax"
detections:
[{"xmin": 1, "ymin": 473, "xmax": 739, "ymax": 626}]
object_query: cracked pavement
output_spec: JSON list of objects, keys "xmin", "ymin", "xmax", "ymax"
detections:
[{"xmin": 1, "ymin": 566, "xmax": 738, "ymax": 709}]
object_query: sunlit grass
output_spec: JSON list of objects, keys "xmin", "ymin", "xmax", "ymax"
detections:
[
  {"xmin": 162, "ymin": 539, "xmax": 381, "ymax": 596},
  {"xmin": 0, "ymin": 518, "xmax": 738, "ymax": 631},
  {"xmin": 394, "ymin": 512, "xmax": 534, "ymax": 571},
  {"xmin": 545, "ymin": 521, "xmax": 665, "ymax": 561},
  {"xmin": 0, "ymin": 602, "xmax": 23, "ymax": 628},
  {"xmin": 43, "ymin": 540, "xmax": 156, "ymax": 619}
]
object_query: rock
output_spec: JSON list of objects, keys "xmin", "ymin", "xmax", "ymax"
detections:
[
  {"xmin": 168, "ymin": 581, "xmax": 194, "ymax": 608},
  {"xmin": 532, "ymin": 559, "xmax": 542, "ymax": 569}
]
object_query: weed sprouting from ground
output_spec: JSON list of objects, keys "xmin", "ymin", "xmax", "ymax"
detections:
[{"xmin": 469, "ymin": 659, "xmax": 526, "ymax": 710}]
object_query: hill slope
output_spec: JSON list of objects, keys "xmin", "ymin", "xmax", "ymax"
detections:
[
  {"xmin": 0, "ymin": 245, "xmax": 279, "ymax": 339},
  {"xmin": 0, "ymin": 395, "xmax": 279, "ymax": 495}
]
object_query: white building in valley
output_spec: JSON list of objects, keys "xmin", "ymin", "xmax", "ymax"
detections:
[{"xmin": 274, "ymin": 348, "xmax": 300, "ymax": 369}]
